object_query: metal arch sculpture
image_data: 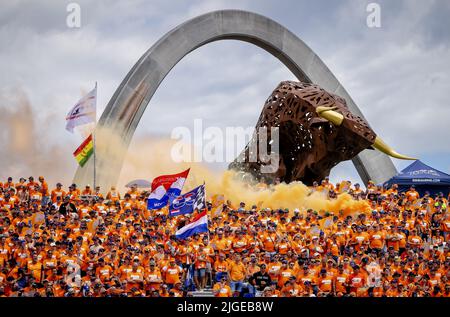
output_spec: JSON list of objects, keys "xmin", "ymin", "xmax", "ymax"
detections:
[{"xmin": 73, "ymin": 9, "xmax": 399, "ymax": 190}]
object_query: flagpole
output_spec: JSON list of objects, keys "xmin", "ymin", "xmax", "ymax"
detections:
[
  {"xmin": 93, "ymin": 82, "xmax": 97, "ymax": 188},
  {"xmin": 93, "ymin": 129, "xmax": 96, "ymax": 188},
  {"xmin": 204, "ymin": 182, "xmax": 210, "ymax": 245}
]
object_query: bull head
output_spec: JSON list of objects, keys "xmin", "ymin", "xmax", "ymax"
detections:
[{"xmin": 229, "ymin": 81, "xmax": 415, "ymax": 185}]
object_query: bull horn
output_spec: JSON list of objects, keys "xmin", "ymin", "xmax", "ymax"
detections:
[
  {"xmin": 316, "ymin": 106, "xmax": 344, "ymax": 126},
  {"xmin": 372, "ymin": 137, "xmax": 416, "ymax": 160},
  {"xmin": 316, "ymin": 106, "xmax": 416, "ymax": 160}
]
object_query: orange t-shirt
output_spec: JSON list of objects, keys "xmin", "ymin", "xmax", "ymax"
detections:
[
  {"xmin": 318, "ymin": 276, "xmax": 333, "ymax": 293},
  {"xmin": 164, "ymin": 265, "xmax": 182, "ymax": 284},
  {"xmin": 213, "ymin": 283, "xmax": 232, "ymax": 297},
  {"xmin": 228, "ymin": 261, "xmax": 246, "ymax": 281}
]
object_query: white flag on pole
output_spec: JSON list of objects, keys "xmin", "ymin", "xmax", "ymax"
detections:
[{"xmin": 66, "ymin": 83, "xmax": 97, "ymax": 133}]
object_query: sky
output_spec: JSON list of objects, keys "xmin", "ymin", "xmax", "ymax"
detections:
[{"xmin": 0, "ymin": 0, "xmax": 449, "ymax": 187}]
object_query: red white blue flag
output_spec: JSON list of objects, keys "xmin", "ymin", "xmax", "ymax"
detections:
[
  {"xmin": 147, "ymin": 168, "xmax": 190, "ymax": 210},
  {"xmin": 175, "ymin": 210, "xmax": 208, "ymax": 239}
]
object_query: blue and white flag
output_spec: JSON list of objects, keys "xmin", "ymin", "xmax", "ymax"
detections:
[
  {"xmin": 175, "ymin": 211, "xmax": 208, "ymax": 239},
  {"xmin": 169, "ymin": 184, "xmax": 205, "ymax": 217}
]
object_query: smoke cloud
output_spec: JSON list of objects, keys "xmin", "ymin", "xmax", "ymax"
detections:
[
  {"xmin": 119, "ymin": 137, "xmax": 370, "ymax": 216},
  {"xmin": 0, "ymin": 89, "xmax": 368, "ymax": 216},
  {"xmin": 0, "ymin": 88, "xmax": 74, "ymax": 185}
]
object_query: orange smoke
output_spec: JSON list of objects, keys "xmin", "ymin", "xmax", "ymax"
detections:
[
  {"xmin": 0, "ymin": 88, "xmax": 74, "ymax": 186},
  {"xmin": 0, "ymin": 88, "xmax": 369, "ymax": 217},
  {"xmin": 119, "ymin": 137, "xmax": 370, "ymax": 216}
]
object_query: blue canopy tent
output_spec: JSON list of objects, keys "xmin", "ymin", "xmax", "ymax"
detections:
[{"xmin": 384, "ymin": 160, "xmax": 450, "ymax": 197}]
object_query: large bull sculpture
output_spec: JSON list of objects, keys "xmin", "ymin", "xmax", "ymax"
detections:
[{"xmin": 229, "ymin": 81, "xmax": 415, "ymax": 185}]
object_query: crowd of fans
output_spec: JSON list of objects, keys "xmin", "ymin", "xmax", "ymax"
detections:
[{"xmin": 0, "ymin": 175, "xmax": 449, "ymax": 297}]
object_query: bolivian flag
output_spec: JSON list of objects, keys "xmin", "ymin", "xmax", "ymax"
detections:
[{"xmin": 73, "ymin": 134, "xmax": 94, "ymax": 167}]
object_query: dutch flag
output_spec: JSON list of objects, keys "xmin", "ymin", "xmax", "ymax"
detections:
[{"xmin": 175, "ymin": 211, "xmax": 208, "ymax": 240}]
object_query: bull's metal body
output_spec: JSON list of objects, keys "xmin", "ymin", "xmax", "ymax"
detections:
[{"xmin": 230, "ymin": 81, "xmax": 377, "ymax": 185}]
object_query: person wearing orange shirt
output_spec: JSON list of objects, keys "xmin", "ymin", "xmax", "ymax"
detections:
[
  {"xmin": 95, "ymin": 258, "xmax": 114, "ymax": 283},
  {"xmin": 77, "ymin": 200, "xmax": 92, "ymax": 219},
  {"xmin": 280, "ymin": 276, "xmax": 303, "ymax": 297},
  {"xmin": 277, "ymin": 260, "xmax": 295, "ymax": 288},
  {"xmin": 290, "ymin": 234, "xmax": 303, "ymax": 255},
  {"xmin": 51, "ymin": 183, "xmax": 66, "ymax": 203},
  {"xmin": 317, "ymin": 268, "xmax": 333, "ymax": 295},
  {"xmin": 214, "ymin": 253, "xmax": 229, "ymax": 282},
  {"xmin": 3, "ymin": 177, "xmax": 14, "ymax": 190},
  {"xmin": 327, "ymin": 235, "xmax": 341, "ymax": 259},
  {"xmin": 297, "ymin": 264, "xmax": 318, "ymax": 287},
  {"xmin": 126, "ymin": 185, "xmax": 139, "ymax": 200},
  {"xmin": 408, "ymin": 229, "xmax": 423, "ymax": 249},
  {"xmin": 29, "ymin": 185, "xmax": 43, "ymax": 203},
  {"xmin": 369, "ymin": 224, "xmax": 386, "ymax": 254},
  {"xmin": 212, "ymin": 229, "xmax": 232, "ymax": 255},
  {"xmin": 26, "ymin": 177, "xmax": 38, "ymax": 192},
  {"xmin": 116, "ymin": 256, "xmax": 132, "ymax": 281},
  {"xmin": 67, "ymin": 184, "xmax": 80, "ymax": 201},
  {"xmin": 346, "ymin": 265, "xmax": 368, "ymax": 297},
  {"xmin": 0, "ymin": 236, "xmax": 11, "ymax": 269},
  {"xmin": 228, "ymin": 253, "xmax": 246, "ymax": 294},
  {"xmin": 385, "ymin": 280, "xmax": 400, "ymax": 297},
  {"xmin": 1, "ymin": 193, "xmax": 15, "ymax": 211},
  {"xmin": 440, "ymin": 213, "xmax": 450, "ymax": 241},
  {"xmin": 145, "ymin": 260, "xmax": 163, "ymax": 293},
  {"xmin": 232, "ymin": 230, "xmax": 248, "ymax": 253},
  {"xmin": 333, "ymin": 264, "xmax": 349, "ymax": 295},
  {"xmin": 120, "ymin": 194, "xmax": 135, "ymax": 211},
  {"xmin": 93, "ymin": 186, "xmax": 103, "ymax": 199},
  {"xmin": 26, "ymin": 253, "xmax": 43, "ymax": 282},
  {"xmin": 82, "ymin": 185, "xmax": 92, "ymax": 196},
  {"xmin": 213, "ymin": 276, "xmax": 232, "ymax": 297},
  {"xmin": 277, "ymin": 236, "xmax": 291, "ymax": 255},
  {"xmin": 13, "ymin": 243, "xmax": 29, "ymax": 267},
  {"xmin": 260, "ymin": 227, "xmax": 278, "ymax": 253},
  {"xmin": 193, "ymin": 244, "xmax": 208, "ymax": 291},
  {"xmin": 126, "ymin": 261, "xmax": 144, "ymax": 293},
  {"xmin": 42, "ymin": 249, "xmax": 58, "ymax": 280},
  {"xmin": 349, "ymin": 226, "xmax": 369, "ymax": 252},
  {"xmin": 406, "ymin": 186, "xmax": 420, "ymax": 202},
  {"xmin": 334, "ymin": 222, "xmax": 348, "ymax": 253},
  {"xmin": 60, "ymin": 249, "xmax": 79, "ymax": 274},
  {"xmin": 162, "ymin": 258, "xmax": 182, "ymax": 288},
  {"xmin": 0, "ymin": 269, "xmax": 7, "ymax": 288},
  {"xmin": 267, "ymin": 254, "xmax": 282, "ymax": 286},
  {"xmin": 106, "ymin": 186, "xmax": 121, "ymax": 203},
  {"xmin": 352, "ymin": 183, "xmax": 363, "ymax": 197},
  {"xmin": 14, "ymin": 177, "xmax": 26, "ymax": 192}
]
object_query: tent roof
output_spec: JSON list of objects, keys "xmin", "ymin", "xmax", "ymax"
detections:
[{"xmin": 385, "ymin": 160, "xmax": 450, "ymax": 185}]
